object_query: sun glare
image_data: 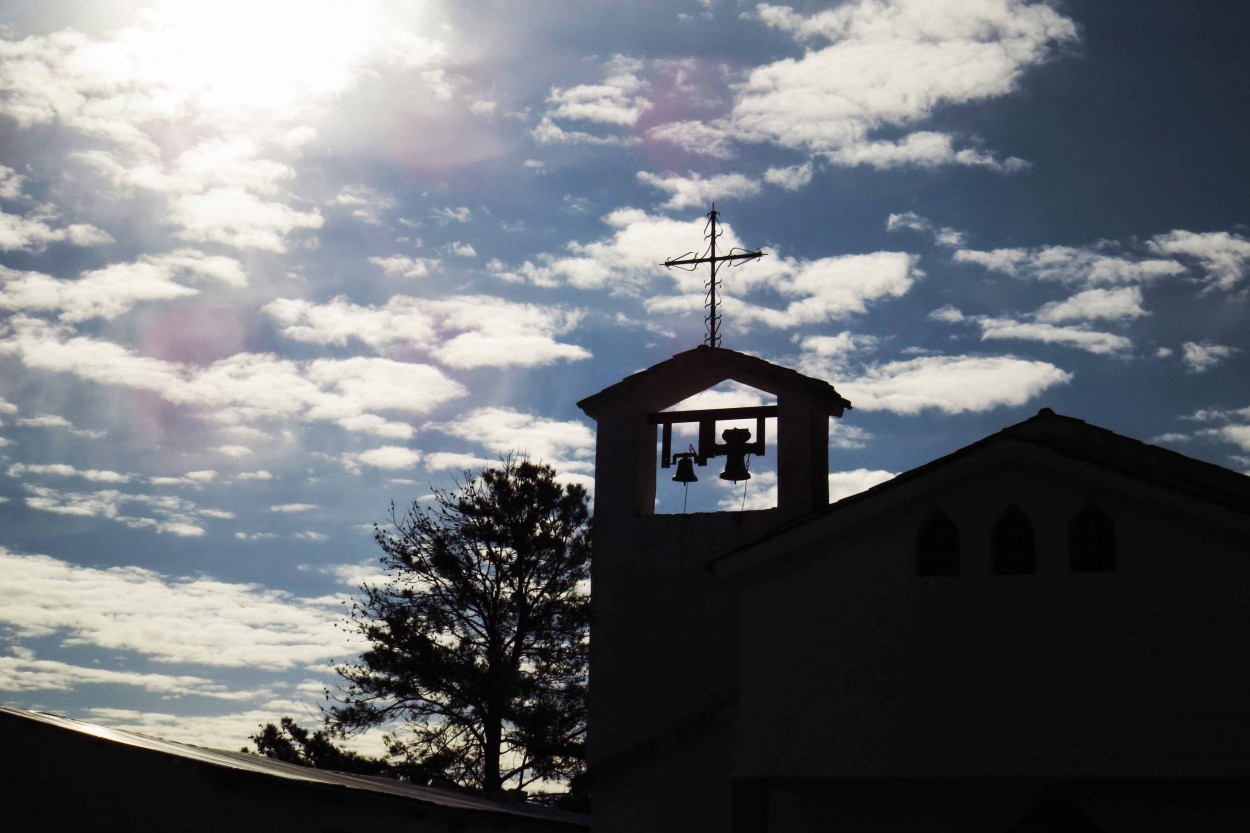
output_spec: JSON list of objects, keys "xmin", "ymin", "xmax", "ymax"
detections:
[{"xmin": 142, "ymin": 0, "xmax": 394, "ymax": 112}]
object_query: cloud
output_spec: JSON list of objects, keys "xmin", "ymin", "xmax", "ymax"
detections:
[
  {"xmin": 0, "ymin": 317, "xmax": 467, "ymax": 437},
  {"xmin": 841, "ymin": 354, "xmax": 1072, "ymax": 414},
  {"xmin": 0, "ymin": 648, "xmax": 272, "ymax": 701},
  {"xmin": 0, "ymin": 547, "xmax": 355, "ymax": 670},
  {"xmin": 342, "ymin": 446, "xmax": 424, "ymax": 472},
  {"xmin": 976, "ymin": 317, "xmax": 1133, "ymax": 355},
  {"xmin": 504, "ymin": 209, "xmax": 919, "ymax": 328},
  {"xmin": 1181, "ymin": 341, "xmax": 1238, "ymax": 373},
  {"xmin": 646, "ymin": 120, "xmax": 735, "ymax": 159},
  {"xmin": 0, "ymin": 250, "xmax": 246, "ymax": 323},
  {"xmin": 269, "ymin": 503, "xmax": 317, "ymax": 513},
  {"xmin": 637, "ymin": 171, "xmax": 762, "ymax": 209},
  {"xmin": 8, "ymin": 463, "xmax": 131, "ymax": 484},
  {"xmin": 1034, "ymin": 286, "xmax": 1146, "ymax": 323},
  {"xmin": 547, "ymin": 56, "xmax": 649, "ymax": 125},
  {"xmin": 369, "ymin": 255, "xmax": 440, "ymax": 278},
  {"xmin": 954, "ymin": 245, "xmax": 1185, "ymax": 286},
  {"xmin": 264, "ymin": 295, "xmax": 590, "ymax": 369},
  {"xmin": 713, "ymin": 0, "xmax": 1076, "ymax": 167},
  {"xmin": 426, "ymin": 407, "xmax": 596, "ymax": 475},
  {"xmin": 763, "ymin": 161, "xmax": 814, "ymax": 190},
  {"xmin": 0, "ymin": 208, "xmax": 113, "ymax": 252},
  {"xmin": 828, "ymin": 132, "xmax": 1028, "ymax": 172},
  {"xmin": 828, "ymin": 468, "xmax": 897, "ymax": 502},
  {"xmin": 1148, "ymin": 229, "xmax": 1250, "ymax": 291},
  {"xmin": 12, "ymin": 413, "xmax": 105, "ymax": 438},
  {"xmin": 171, "ymin": 187, "xmax": 323, "ymax": 252},
  {"xmin": 20, "ymin": 484, "xmax": 224, "ymax": 536},
  {"xmin": 886, "ymin": 211, "xmax": 966, "ymax": 247},
  {"xmin": 541, "ymin": 55, "xmax": 651, "ymax": 143}
]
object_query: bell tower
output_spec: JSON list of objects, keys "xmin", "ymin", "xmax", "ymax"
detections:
[{"xmin": 577, "ymin": 344, "xmax": 850, "ymax": 833}]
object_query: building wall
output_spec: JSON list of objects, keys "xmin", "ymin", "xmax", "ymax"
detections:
[
  {"xmin": 590, "ymin": 510, "xmax": 778, "ymax": 833},
  {"xmin": 734, "ymin": 447, "xmax": 1250, "ymax": 780}
]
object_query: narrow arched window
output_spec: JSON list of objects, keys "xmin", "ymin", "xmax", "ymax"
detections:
[
  {"xmin": 916, "ymin": 511, "xmax": 960, "ymax": 576},
  {"xmin": 1069, "ymin": 504, "xmax": 1116, "ymax": 572},
  {"xmin": 992, "ymin": 504, "xmax": 1036, "ymax": 575}
]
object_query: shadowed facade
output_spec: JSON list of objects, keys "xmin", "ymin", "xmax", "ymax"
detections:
[{"xmin": 580, "ymin": 346, "xmax": 1250, "ymax": 832}]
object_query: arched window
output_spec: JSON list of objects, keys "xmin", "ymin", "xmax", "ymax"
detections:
[
  {"xmin": 916, "ymin": 511, "xmax": 960, "ymax": 576},
  {"xmin": 1069, "ymin": 504, "xmax": 1116, "ymax": 572},
  {"xmin": 992, "ymin": 504, "xmax": 1036, "ymax": 575}
]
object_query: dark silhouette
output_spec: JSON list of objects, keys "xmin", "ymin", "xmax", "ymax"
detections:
[
  {"xmin": 328, "ymin": 458, "xmax": 590, "ymax": 799},
  {"xmin": 992, "ymin": 502, "xmax": 1037, "ymax": 574},
  {"xmin": 916, "ymin": 510, "xmax": 960, "ymax": 576}
]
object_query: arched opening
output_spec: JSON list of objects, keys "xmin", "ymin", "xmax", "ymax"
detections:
[
  {"xmin": 992, "ymin": 504, "xmax": 1036, "ymax": 575},
  {"xmin": 1069, "ymin": 503, "xmax": 1116, "ymax": 572},
  {"xmin": 653, "ymin": 381, "xmax": 777, "ymax": 514}
]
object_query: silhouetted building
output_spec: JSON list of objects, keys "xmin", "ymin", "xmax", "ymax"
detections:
[
  {"xmin": 1, "ymin": 705, "xmax": 589, "ymax": 832},
  {"xmin": 579, "ymin": 345, "xmax": 1250, "ymax": 832}
]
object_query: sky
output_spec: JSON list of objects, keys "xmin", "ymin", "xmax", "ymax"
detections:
[{"xmin": 1, "ymin": 0, "xmax": 1248, "ymax": 754}]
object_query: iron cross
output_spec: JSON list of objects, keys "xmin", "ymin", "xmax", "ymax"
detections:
[{"xmin": 663, "ymin": 205, "xmax": 765, "ymax": 348}]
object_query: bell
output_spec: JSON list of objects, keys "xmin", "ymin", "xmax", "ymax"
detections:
[
  {"xmin": 672, "ymin": 454, "xmax": 698, "ymax": 483},
  {"xmin": 719, "ymin": 451, "xmax": 751, "ymax": 483},
  {"xmin": 718, "ymin": 427, "xmax": 753, "ymax": 483}
]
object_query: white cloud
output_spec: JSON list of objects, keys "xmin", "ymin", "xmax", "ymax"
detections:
[
  {"xmin": 842, "ymin": 354, "xmax": 1072, "ymax": 414},
  {"xmin": 171, "ymin": 187, "xmax": 323, "ymax": 252},
  {"xmin": 8, "ymin": 463, "xmax": 131, "ymax": 484},
  {"xmin": 423, "ymin": 451, "xmax": 495, "ymax": 472},
  {"xmin": 269, "ymin": 503, "xmax": 317, "ymax": 513},
  {"xmin": 369, "ymin": 255, "xmax": 440, "ymax": 278},
  {"xmin": 265, "ymin": 294, "xmax": 590, "ymax": 369},
  {"xmin": 13, "ymin": 413, "xmax": 105, "ymax": 438},
  {"xmin": 21, "ymin": 484, "xmax": 220, "ymax": 536},
  {"xmin": 0, "ymin": 547, "xmax": 355, "ymax": 670},
  {"xmin": 0, "ymin": 317, "xmax": 467, "ymax": 436},
  {"xmin": 646, "ymin": 120, "xmax": 735, "ymax": 159},
  {"xmin": 886, "ymin": 211, "xmax": 966, "ymax": 247},
  {"xmin": 543, "ymin": 55, "xmax": 651, "ymax": 137},
  {"xmin": 976, "ymin": 317, "xmax": 1133, "ymax": 355},
  {"xmin": 828, "ymin": 468, "xmax": 896, "ymax": 502},
  {"xmin": 1148, "ymin": 229, "xmax": 1250, "ymax": 291},
  {"xmin": 0, "ymin": 250, "xmax": 245, "ymax": 323},
  {"xmin": 0, "ymin": 649, "xmax": 271, "ymax": 701},
  {"xmin": 795, "ymin": 331, "xmax": 880, "ymax": 376},
  {"xmin": 928, "ymin": 304, "xmax": 965, "ymax": 323},
  {"xmin": 1181, "ymin": 341, "xmax": 1238, "ymax": 373},
  {"xmin": 722, "ymin": 0, "xmax": 1076, "ymax": 166},
  {"xmin": 954, "ymin": 245, "xmax": 1185, "ymax": 287},
  {"xmin": 0, "ymin": 208, "xmax": 113, "ymax": 252},
  {"xmin": 829, "ymin": 132, "xmax": 1027, "ymax": 172},
  {"xmin": 426, "ymin": 407, "xmax": 596, "ymax": 474},
  {"xmin": 342, "ymin": 446, "xmax": 424, "ymax": 472},
  {"xmin": 0, "ymin": 165, "xmax": 25, "ymax": 199},
  {"xmin": 763, "ymin": 161, "xmax": 814, "ymax": 190},
  {"xmin": 1035, "ymin": 286, "xmax": 1146, "ymax": 323},
  {"xmin": 507, "ymin": 209, "xmax": 919, "ymax": 329},
  {"xmin": 214, "ymin": 445, "xmax": 253, "ymax": 458},
  {"xmin": 637, "ymin": 171, "xmax": 762, "ymax": 209}
]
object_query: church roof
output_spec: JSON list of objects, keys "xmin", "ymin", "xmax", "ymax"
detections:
[
  {"xmin": 0, "ymin": 704, "xmax": 589, "ymax": 827},
  {"xmin": 711, "ymin": 407, "xmax": 1250, "ymax": 578},
  {"xmin": 577, "ymin": 345, "xmax": 851, "ymax": 418}
]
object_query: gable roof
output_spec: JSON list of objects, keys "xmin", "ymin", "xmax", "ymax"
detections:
[
  {"xmin": 577, "ymin": 345, "xmax": 850, "ymax": 418},
  {"xmin": 0, "ymin": 704, "xmax": 588, "ymax": 828},
  {"xmin": 711, "ymin": 408, "xmax": 1250, "ymax": 579}
]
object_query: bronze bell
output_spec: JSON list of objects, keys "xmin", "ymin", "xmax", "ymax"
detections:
[
  {"xmin": 719, "ymin": 427, "xmax": 752, "ymax": 483},
  {"xmin": 672, "ymin": 453, "xmax": 698, "ymax": 483}
]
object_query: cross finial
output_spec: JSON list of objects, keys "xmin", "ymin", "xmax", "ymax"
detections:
[{"xmin": 663, "ymin": 205, "xmax": 765, "ymax": 348}]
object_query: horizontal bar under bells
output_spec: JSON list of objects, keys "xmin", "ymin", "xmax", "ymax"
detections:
[{"xmin": 650, "ymin": 405, "xmax": 775, "ymax": 467}]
